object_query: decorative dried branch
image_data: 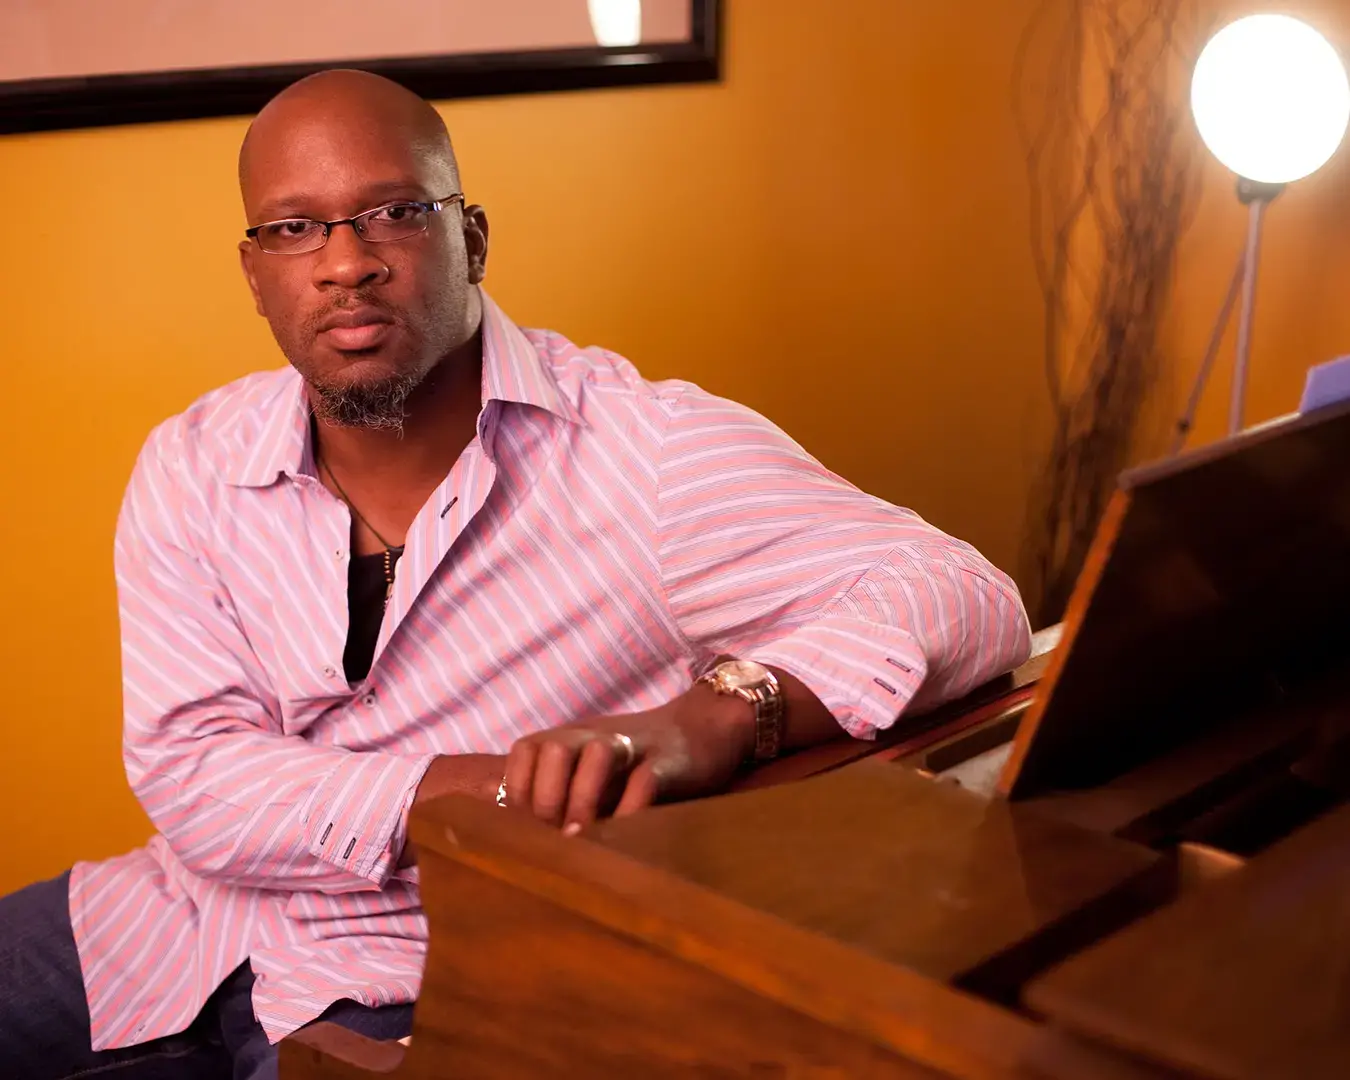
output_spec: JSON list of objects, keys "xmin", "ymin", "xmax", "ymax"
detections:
[{"xmin": 1015, "ymin": 0, "xmax": 1207, "ymax": 625}]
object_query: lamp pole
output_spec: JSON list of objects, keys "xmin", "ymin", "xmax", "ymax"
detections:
[
  {"xmin": 1228, "ymin": 179, "xmax": 1282, "ymax": 434},
  {"xmin": 1171, "ymin": 179, "xmax": 1283, "ymax": 453}
]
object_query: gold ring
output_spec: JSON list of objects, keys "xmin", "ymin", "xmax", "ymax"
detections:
[
  {"xmin": 495, "ymin": 775, "xmax": 508, "ymax": 808},
  {"xmin": 612, "ymin": 732, "xmax": 637, "ymax": 770}
]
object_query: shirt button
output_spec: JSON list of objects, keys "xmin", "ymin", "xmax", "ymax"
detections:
[
  {"xmin": 362, "ymin": 693, "xmax": 376, "ymax": 707},
  {"xmin": 334, "ymin": 549, "xmax": 344, "ymax": 560},
  {"xmin": 323, "ymin": 666, "xmax": 337, "ymax": 678}
]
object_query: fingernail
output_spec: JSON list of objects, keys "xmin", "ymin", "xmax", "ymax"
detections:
[{"xmin": 563, "ymin": 822, "xmax": 581, "ymax": 838}]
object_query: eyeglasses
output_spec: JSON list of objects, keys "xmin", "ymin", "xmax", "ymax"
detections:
[{"xmin": 245, "ymin": 193, "xmax": 464, "ymax": 255}]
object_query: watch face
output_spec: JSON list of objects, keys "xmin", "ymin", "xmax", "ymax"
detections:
[{"xmin": 718, "ymin": 659, "xmax": 770, "ymax": 689}]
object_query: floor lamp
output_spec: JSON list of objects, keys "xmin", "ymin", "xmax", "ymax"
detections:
[{"xmin": 1172, "ymin": 14, "xmax": 1350, "ymax": 454}]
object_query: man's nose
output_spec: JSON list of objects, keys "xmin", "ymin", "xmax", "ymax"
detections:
[{"xmin": 312, "ymin": 223, "xmax": 391, "ymax": 290}]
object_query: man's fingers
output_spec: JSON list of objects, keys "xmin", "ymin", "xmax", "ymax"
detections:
[
  {"xmin": 613, "ymin": 761, "xmax": 661, "ymax": 817},
  {"xmin": 531, "ymin": 739, "xmax": 581, "ymax": 826},
  {"xmin": 509, "ymin": 727, "xmax": 657, "ymax": 830},
  {"xmin": 503, "ymin": 741, "xmax": 537, "ymax": 813},
  {"xmin": 562, "ymin": 738, "xmax": 625, "ymax": 830}
]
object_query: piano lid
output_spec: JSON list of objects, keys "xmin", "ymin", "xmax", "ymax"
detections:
[{"xmin": 999, "ymin": 398, "xmax": 1350, "ymax": 800}]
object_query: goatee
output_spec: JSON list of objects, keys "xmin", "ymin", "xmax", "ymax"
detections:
[{"xmin": 309, "ymin": 372, "xmax": 418, "ymax": 432}]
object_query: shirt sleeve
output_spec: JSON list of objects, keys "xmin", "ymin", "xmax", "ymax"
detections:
[
  {"xmin": 654, "ymin": 388, "xmax": 1032, "ymax": 739},
  {"xmin": 116, "ymin": 423, "xmax": 435, "ymax": 893}
]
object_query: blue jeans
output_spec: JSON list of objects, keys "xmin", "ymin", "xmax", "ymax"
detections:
[{"xmin": 0, "ymin": 873, "xmax": 414, "ymax": 1080}]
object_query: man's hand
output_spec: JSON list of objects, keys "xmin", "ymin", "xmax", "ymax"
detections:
[
  {"xmin": 400, "ymin": 753, "xmax": 508, "ymax": 866},
  {"xmin": 503, "ymin": 682, "xmax": 758, "ymax": 835},
  {"xmin": 402, "ymin": 665, "xmax": 843, "ymax": 853},
  {"xmin": 412, "ymin": 752, "xmax": 507, "ymax": 807}
]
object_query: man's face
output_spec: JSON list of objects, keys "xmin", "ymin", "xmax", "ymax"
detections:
[{"xmin": 238, "ymin": 108, "xmax": 487, "ymax": 428}]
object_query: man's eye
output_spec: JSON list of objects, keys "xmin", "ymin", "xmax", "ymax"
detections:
[
  {"xmin": 373, "ymin": 203, "xmax": 415, "ymax": 223},
  {"xmin": 262, "ymin": 220, "xmax": 317, "ymax": 238}
]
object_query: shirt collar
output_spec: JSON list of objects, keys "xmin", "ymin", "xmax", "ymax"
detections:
[
  {"xmin": 478, "ymin": 291, "xmax": 582, "ymax": 427},
  {"xmin": 225, "ymin": 373, "xmax": 310, "ymax": 488},
  {"xmin": 225, "ymin": 289, "xmax": 580, "ymax": 488}
]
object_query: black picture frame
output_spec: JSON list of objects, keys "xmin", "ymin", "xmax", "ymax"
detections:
[{"xmin": 0, "ymin": 0, "xmax": 720, "ymax": 135}]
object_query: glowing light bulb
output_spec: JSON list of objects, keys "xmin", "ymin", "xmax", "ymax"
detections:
[
  {"xmin": 1191, "ymin": 14, "xmax": 1350, "ymax": 184},
  {"xmin": 588, "ymin": 0, "xmax": 642, "ymax": 48}
]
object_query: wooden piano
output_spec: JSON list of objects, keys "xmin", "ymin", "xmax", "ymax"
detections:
[{"xmin": 282, "ymin": 401, "xmax": 1350, "ymax": 1079}]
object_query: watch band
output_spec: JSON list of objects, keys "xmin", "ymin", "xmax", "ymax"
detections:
[
  {"xmin": 697, "ymin": 660, "xmax": 785, "ymax": 762},
  {"xmin": 745, "ymin": 673, "xmax": 784, "ymax": 762}
]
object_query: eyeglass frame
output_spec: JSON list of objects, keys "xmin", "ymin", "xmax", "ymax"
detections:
[{"xmin": 244, "ymin": 192, "xmax": 465, "ymax": 254}]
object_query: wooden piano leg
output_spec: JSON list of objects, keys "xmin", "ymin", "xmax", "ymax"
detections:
[{"xmin": 279, "ymin": 1022, "xmax": 406, "ymax": 1079}]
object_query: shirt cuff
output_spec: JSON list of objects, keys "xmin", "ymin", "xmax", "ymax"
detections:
[
  {"xmin": 745, "ymin": 615, "xmax": 930, "ymax": 740},
  {"xmin": 302, "ymin": 752, "xmax": 437, "ymax": 887}
]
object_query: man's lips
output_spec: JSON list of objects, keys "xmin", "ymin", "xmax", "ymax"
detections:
[{"xmin": 316, "ymin": 307, "xmax": 394, "ymax": 351}]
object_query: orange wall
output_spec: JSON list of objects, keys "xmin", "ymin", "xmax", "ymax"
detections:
[{"xmin": 0, "ymin": 0, "xmax": 1055, "ymax": 894}]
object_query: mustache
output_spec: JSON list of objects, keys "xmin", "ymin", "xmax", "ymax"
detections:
[{"xmin": 304, "ymin": 292, "xmax": 400, "ymax": 337}]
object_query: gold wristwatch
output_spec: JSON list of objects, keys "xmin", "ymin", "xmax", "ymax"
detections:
[{"xmin": 696, "ymin": 659, "xmax": 785, "ymax": 762}]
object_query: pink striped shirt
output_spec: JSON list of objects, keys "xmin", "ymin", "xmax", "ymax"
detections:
[{"xmin": 69, "ymin": 293, "xmax": 1030, "ymax": 1049}]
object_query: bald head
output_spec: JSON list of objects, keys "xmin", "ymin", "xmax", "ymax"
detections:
[{"xmin": 239, "ymin": 69, "xmax": 459, "ymax": 212}]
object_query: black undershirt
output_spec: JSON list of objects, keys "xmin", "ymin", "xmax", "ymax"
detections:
[{"xmin": 343, "ymin": 548, "xmax": 404, "ymax": 684}]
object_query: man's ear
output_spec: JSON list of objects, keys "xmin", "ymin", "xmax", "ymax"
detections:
[
  {"xmin": 238, "ymin": 240, "xmax": 267, "ymax": 317},
  {"xmin": 463, "ymin": 205, "xmax": 489, "ymax": 285}
]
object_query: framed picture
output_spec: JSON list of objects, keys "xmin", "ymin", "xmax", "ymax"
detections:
[{"xmin": 0, "ymin": 0, "xmax": 720, "ymax": 135}]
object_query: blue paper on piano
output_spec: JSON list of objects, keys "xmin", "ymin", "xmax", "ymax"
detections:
[{"xmin": 1300, "ymin": 355, "xmax": 1350, "ymax": 413}]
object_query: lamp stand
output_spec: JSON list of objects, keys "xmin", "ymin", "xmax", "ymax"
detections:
[{"xmin": 1171, "ymin": 178, "xmax": 1285, "ymax": 454}]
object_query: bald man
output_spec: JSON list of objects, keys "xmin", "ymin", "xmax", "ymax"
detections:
[{"xmin": 0, "ymin": 71, "xmax": 1030, "ymax": 1078}]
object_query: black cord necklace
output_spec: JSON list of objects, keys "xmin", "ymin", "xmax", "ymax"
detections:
[{"xmin": 316, "ymin": 452, "xmax": 403, "ymax": 608}]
